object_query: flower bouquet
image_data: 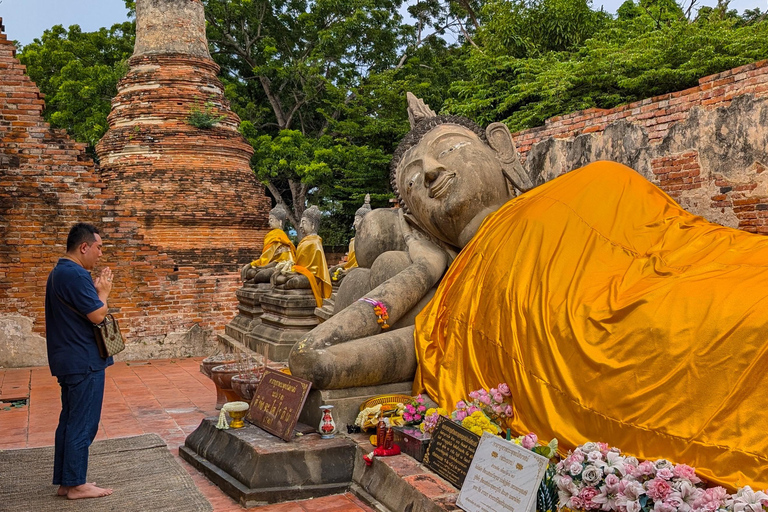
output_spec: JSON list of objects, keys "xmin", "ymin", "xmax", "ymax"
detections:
[
  {"xmin": 402, "ymin": 394, "xmax": 428, "ymax": 425},
  {"xmin": 554, "ymin": 442, "xmax": 768, "ymax": 512}
]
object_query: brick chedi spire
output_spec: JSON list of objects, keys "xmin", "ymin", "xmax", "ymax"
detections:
[{"xmin": 96, "ymin": 0, "xmax": 269, "ymax": 270}]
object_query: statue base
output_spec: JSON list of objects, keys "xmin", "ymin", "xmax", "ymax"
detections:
[
  {"xmin": 246, "ymin": 287, "xmax": 321, "ymax": 362},
  {"xmin": 226, "ymin": 283, "xmax": 269, "ymax": 343},
  {"xmin": 179, "ymin": 418, "xmax": 356, "ymax": 507},
  {"xmin": 181, "ymin": 418, "xmax": 459, "ymax": 511},
  {"xmin": 298, "ymin": 381, "xmax": 414, "ymax": 433}
]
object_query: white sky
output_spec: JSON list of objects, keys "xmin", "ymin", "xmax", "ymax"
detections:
[{"xmin": 1, "ymin": 0, "xmax": 767, "ymax": 47}]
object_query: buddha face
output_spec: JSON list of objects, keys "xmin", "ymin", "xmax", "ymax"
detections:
[
  {"xmin": 300, "ymin": 216, "xmax": 317, "ymax": 236},
  {"xmin": 353, "ymin": 214, "xmax": 364, "ymax": 232},
  {"xmin": 396, "ymin": 124, "xmax": 510, "ymax": 246},
  {"xmin": 268, "ymin": 214, "xmax": 283, "ymax": 230}
]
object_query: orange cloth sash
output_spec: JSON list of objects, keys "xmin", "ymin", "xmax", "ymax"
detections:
[
  {"xmin": 292, "ymin": 234, "xmax": 332, "ymax": 307},
  {"xmin": 252, "ymin": 229, "xmax": 296, "ymax": 267},
  {"xmin": 414, "ymin": 161, "xmax": 768, "ymax": 490}
]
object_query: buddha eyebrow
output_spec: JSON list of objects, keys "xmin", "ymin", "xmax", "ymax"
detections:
[{"xmin": 438, "ymin": 141, "xmax": 470, "ymax": 157}]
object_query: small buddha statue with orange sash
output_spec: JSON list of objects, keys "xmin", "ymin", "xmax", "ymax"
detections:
[
  {"xmin": 331, "ymin": 194, "xmax": 372, "ymax": 283},
  {"xmin": 241, "ymin": 203, "xmax": 296, "ymax": 284},
  {"xmin": 272, "ymin": 205, "xmax": 332, "ymax": 307}
]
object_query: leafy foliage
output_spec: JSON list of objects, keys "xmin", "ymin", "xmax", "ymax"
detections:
[
  {"xmin": 444, "ymin": 1, "xmax": 768, "ymax": 131},
  {"xmin": 17, "ymin": 22, "xmax": 135, "ymax": 154}
]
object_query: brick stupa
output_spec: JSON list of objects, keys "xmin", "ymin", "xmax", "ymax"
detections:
[{"xmin": 96, "ymin": 0, "xmax": 269, "ymax": 269}]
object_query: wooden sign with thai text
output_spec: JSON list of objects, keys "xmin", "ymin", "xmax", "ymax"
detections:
[
  {"xmin": 422, "ymin": 416, "xmax": 480, "ymax": 489},
  {"xmin": 246, "ymin": 369, "xmax": 311, "ymax": 442}
]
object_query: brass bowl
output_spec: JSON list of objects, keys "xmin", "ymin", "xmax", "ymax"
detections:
[{"xmin": 225, "ymin": 401, "xmax": 250, "ymax": 429}]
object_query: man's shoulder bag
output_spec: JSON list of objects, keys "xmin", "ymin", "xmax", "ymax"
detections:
[{"xmin": 52, "ymin": 267, "xmax": 126, "ymax": 358}]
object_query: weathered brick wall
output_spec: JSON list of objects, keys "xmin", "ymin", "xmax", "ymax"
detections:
[
  {"xmin": 0, "ymin": 17, "xmax": 270, "ymax": 368},
  {"xmin": 512, "ymin": 60, "xmax": 768, "ymax": 232}
]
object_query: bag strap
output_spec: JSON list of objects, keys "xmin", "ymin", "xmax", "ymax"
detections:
[{"xmin": 51, "ymin": 264, "xmax": 96, "ymax": 323}]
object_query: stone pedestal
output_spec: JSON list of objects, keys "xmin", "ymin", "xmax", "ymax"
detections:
[
  {"xmin": 225, "ymin": 282, "xmax": 270, "ymax": 343},
  {"xmin": 299, "ymin": 381, "xmax": 414, "ymax": 433},
  {"xmin": 180, "ymin": 418, "xmax": 356, "ymax": 507},
  {"xmin": 245, "ymin": 287, "xmax": 321, "ymax": 362},
  {"xmin": 314, "ymin": 282, "xmax": 340, "ymax": 321}
]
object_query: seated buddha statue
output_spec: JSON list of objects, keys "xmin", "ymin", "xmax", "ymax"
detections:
[
  {"xmin": 290, "ymin": 93, "xmax": 768, "ymax": 491},
  {"xmin": 331, "ymin": 194, "xmax": 372, "ymax": 284},
  {"xmin": 273, "ymin": 205, "xmax": 332, "ymax": 307},
  {"xmin": 241, "ymin": 203, "xmax": 296, "ymax": 284}
]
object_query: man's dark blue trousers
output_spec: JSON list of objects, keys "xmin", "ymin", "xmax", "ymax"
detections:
[{"xmin": 52, "ymin": 369, "xmax": 105, "ymax": 486}]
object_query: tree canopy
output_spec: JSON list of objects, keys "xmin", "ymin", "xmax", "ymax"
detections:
[{"xmin": 16, "ymin": 0, "xmax": 767, "ymax": 242}]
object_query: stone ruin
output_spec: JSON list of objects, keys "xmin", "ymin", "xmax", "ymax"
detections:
[{"xmin": 0, "ymin": 0, "xmax": 270, "ymax": 367}]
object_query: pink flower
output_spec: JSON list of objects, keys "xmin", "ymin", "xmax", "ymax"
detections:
[
  {"xmin": 455, "ymin": 409, "xmax": 468, "ymax": 421},
  {"xmin": 646, "ymin": 478, "xmax": 673, "ymax": 501},
  {"xmin": 656, "ymin": 468, "xmax": 674, "ymax": 481},
  {"xmin": 569, "ymin": 462, "xmax": 583, "ymax": 476},
  {"xmin": 673, "ymin": 464, "xmax": 701, "ymax": 484},
  {"xmin": 634, "ymin": 461, "xmax": 656, "ymax": 479},
  {"xmin": 579, "ymin": 486, "xmax": 601, "ymax": 510},
  {"xmin": 652, "ymin": 500, "xmax": 676, "ymax": 512},
  {"xmin": 493, "ymin": 392, "xmax": 504, "ymax": 403},
  {"xmin": 416, "ymin": 395, "xmax": 425, "ymax": 403},
  {"xmin": 467, "ymin": 405, "xmax": 482, "ymax": 414},
  {"xmin": 504, "ymin": 405, "xmax": 513, "ymax": 417},
  {"xmin": 456, "ymin": 400, "xmax": 467, "ymax": 409},
  {"xmin": 417, "ymin": 405, "xmax": 426, "ymax": 412},
  {"xmin": 570, "ymin": 451, "xmax": 586, "ymax": 464},
  {"xmin": 522, "ymin": 433, "xmax": 538, "ymax": 450},
  {"xmin": 693, "ymin": 487, "xmax": 727, "ymax": 511},
  {"xmin": 492, "ymin": 404, "xmax": 504, "ymax": 415},
  {"xmin": 498, "ymin": 383, "xmax": 511, "ymax": 396},
  {"xmin": 468, "ymin": 391, "xmax": 479, "ymax": 400},
  {"xmin": 479, "ymin": 394, "xmax": 492, "ymax": 405}
]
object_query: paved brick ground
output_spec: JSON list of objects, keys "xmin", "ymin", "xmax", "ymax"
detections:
[{"xmin": 0, "ymin": 357, "xmax": 373, "ymax": 512}]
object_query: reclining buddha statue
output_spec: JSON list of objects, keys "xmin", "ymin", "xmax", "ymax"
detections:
[{"xmin": 289, "ymin": 93, "xmax": 768, "ymax": 490}]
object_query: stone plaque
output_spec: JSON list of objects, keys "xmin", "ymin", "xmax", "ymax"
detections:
[
  {"xmin": 457, "ymin": 432, "xmax": 549, "ymax": 512},
  {"xmin": 422, "ymin": 416, "xmax": 480, "ymax": 489},
  {"xmin": 247, "ymin": 369, "xmax": 312, "ymax": 442}
]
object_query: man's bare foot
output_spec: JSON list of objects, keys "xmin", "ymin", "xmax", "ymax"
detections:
[
  {"xmin": 57, "ymin": 482, "xmax": 96, "ymax": 496},
  {"xmin": 66, "ymin": 483, "xmax": 113, "ymax": 500}
]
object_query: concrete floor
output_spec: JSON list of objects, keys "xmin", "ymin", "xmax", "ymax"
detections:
[{"xmin": 0, "ymin": 357, "xmax": 374, "ymax": 512}]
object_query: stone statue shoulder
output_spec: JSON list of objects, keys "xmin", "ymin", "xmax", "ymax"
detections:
[{"xmin": 354, "ymin": 209, "xmax": 408, "ymax": 268}]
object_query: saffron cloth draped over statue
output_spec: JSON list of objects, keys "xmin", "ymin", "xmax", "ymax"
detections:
[
  {"xmin": 252, "ymin": 229, "xmax": 296, "ymax": 267},
  {"xmin": 292, "ymin": 234, "xmax": 332, "ymax": 307},
  {"xmin": 414, "ymin": 161, "xmax": 768, "ymax": 490}
]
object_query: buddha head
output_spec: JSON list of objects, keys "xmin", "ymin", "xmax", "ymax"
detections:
[
  {"xmin": 300, "ymin": 205, "xmax": 322, "ymax": 237},
  {"xmin": 391, "ymin": 93, "xmax": 532, "ymax": 248},
  {"xmin": 268, "ymin": 203, "xmax": 290, "ymax": 230},
  {"xmin": 353, "ymin": 194, "xmax": 372, "ymax": 232}
]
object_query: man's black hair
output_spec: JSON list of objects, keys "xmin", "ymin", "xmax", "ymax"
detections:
[{"xmin": 66, "ymin": 223, "xmax": 100, "ymax": 252}]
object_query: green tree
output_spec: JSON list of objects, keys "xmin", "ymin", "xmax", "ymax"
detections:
[
  {"xmin": 444, "ymin": 0, "xmax": 768, "ymax": 131},
  {"xmin": 17, "ymin": 22, "xmax": 135, "ymax": 153},
  {"xmin": 203, "ymin": 0, "xmax": 465, "ymax": 239}
]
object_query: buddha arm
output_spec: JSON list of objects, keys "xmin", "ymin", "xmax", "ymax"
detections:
[{"xmin": 289, "ymin": 226, "xmax": 447, "ymax": 387}]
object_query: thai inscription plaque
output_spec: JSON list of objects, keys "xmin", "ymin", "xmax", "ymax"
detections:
[
  {"xmin": 457, "ymin": 432, "xmax": 549, "ymax": 512},
  {"xmin": 246, "ymin": 369, "xmax": 312, "ymax": 442},
  {"xmin": 422, "ymin": 416, "xmax": 480, "ymax": 489}
]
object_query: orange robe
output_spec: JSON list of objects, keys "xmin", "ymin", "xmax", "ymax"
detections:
[
  {"xmin": 292, "ymin": 234, "xmax": 332, "ymax": 307},
  {"xmin": 252, "ymin": 229, "xmax": 296, "ymax": 267},
  {"xmin": 414, "ymin": 161, "xmax": 768, "ymax": 490},
  {"xmin": 343, "ymin": 238, "xmax": 358, "ymax": 270}
]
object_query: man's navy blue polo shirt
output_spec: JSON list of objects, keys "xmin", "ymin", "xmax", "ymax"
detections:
[{"xmin": 45, "ymin": 259, "xmax": 113, "ymax": 376}]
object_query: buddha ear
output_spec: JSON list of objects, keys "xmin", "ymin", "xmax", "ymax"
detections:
[{"xmin": 486, "ymin": 122, "xmax": 534, "ymax": 192}]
